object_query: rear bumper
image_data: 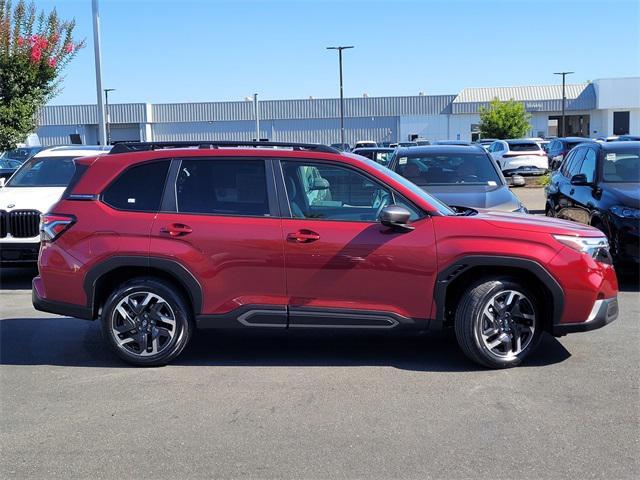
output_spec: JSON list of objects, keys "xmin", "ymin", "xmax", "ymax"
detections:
[
  {"xmin": 0, "ymin": 242, "xmax": 39, "ymax": 265},
  {"xmin": 553, "ymin": 297, "xmax": 618, "ymax": 336},
  {"xmin": 32, "ymin": 276, "xmax": 94, "ymax": 320}
]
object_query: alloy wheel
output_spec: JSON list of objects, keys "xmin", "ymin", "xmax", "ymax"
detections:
[
  {"xmin": 110, "ymin": 291, "xmax": 177, "ymax": 357},
  {"xmin": 477, "ymin": 289, "xmax": 536, "ymax": 360}
]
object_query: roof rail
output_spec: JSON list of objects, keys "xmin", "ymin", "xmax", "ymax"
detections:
[{"xmin": 108, "ymin": 141, "xmax": 340, "ymax": 155}]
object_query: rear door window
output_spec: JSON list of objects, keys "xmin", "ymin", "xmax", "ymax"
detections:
[
  {"xmin": 103, "ymin": 161, "xmax": 171, "ymax": 212},
  {"xmin": 176, "ymin": 159, "xmax": 269, "ymax": 216}
]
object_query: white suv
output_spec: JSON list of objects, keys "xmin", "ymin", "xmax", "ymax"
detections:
[
  {"xmin": 488, "ymin": 139, "xmax": 549, "ymax": 176},
  {"xmin": 0, "ymin": 146, "xmax": 110, "ymax": 266}
]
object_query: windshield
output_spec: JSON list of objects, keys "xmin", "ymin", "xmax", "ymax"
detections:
[
  {"xmin": 0, "ymin": 159, "xmax": 21, "ymax": 169},
  {"xmin": 507, "ymin": 143, "xmax": 540, "ymax": 152},
  {"xmin": 1, "ymin": 147, "xmax": 41, "ymax": 162},
  {"xmin": 393, "ymin": 152, "xmax": 502, "ymax": 186},
  {"xmin": 7, "ymin": 156, "xmax": 77, "ymax": 187},
  {"xmin": 602, "ymin": 151, "xmax": 640, "ymax": 183},
  {"xmin": 364, "ymin": 158, "xmax": 454, "ymax": 215}
]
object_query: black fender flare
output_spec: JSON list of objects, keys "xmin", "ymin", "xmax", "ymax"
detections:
[
  {"xmin": 434, "ymin": 255, "xmax": 564, "ymax": 327},
  {"xmin": 84, "ymin": 256, "xmax": 203, "ymax": 317}
]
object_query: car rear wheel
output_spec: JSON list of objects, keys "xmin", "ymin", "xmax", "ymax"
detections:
[
  {"xmin": 101, "ymin": 277, "xmax": 193, "ymax": 366},
  {"xmin": 454, "ymin": 279, "xmax": 541, "ymax": 368}
]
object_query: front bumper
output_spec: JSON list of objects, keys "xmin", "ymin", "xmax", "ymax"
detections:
[
  {"xmin": 553, "ymin": 297, "xmax": 618, "ymax": 336},
  {"xmin": 0, "ymin": 242, "xmax": 39, "ymax": 265}
]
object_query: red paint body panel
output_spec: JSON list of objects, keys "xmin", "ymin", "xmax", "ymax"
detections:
[
  {"xmin": 40, "ymin": 200, "xmax": 154, "ymax": 306},
  {"xmin": 431, "ymin": 214, "xmax": 618, "ymax": 324},
  {"xmin": 282, "ymin": 217, "xmax": 437, "ymax": 319},
  {"xmin": 150, "ymin": 213, "xmax": 287, "ymax": 314}
]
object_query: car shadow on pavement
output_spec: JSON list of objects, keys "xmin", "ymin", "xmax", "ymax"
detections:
[
  {"xmin": 617, "ymin": 269, "xmax": 640, "ymax": 293},
  {"xmin": 0, "ymin": 317, "xmax": 571, "ymax": 371},
  {"xmin": 0, "ymin": 267, "xmax": 37, "ymax": 290}
]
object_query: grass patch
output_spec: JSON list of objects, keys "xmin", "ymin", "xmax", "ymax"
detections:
[{"xmin": 538, "ymin": 173, "xmax": 551, "ymax": 187}]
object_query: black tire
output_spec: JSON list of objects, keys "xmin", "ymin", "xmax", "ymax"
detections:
[
  {"xmin": 454, "ymin": 278, "xmax": 542, "ymax": 369},
  {"xmin": 101, "ymin": 277, "xmax": 193, "ymax": 366}
]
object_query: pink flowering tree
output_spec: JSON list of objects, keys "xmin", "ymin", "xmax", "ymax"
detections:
[{"xmin": 0, "ymin": 0, "xmax": 84, "ymax": 149}]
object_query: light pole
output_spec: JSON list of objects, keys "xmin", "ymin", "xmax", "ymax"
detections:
[
  {"xmin": 327, "ymin": 46, "xmax": 354, "ymax": 147},
  {"xmin": 254, "ymin": 93, "xmax": 260, "ymax": 141},
  {"xmin": 92, "ymin": 0, "xmax": 107, "ymax": 146},
  {"xmin": 104, "ymin": 88, "xmax": 115, "ymax": 145},
  {"xmin": 554, "ymin": 71, "xmax": 573, "ymax": 137}
]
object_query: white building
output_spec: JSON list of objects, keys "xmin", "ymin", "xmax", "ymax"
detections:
[{"xmin": 36, "ymin": 77, "xmax": 640, "ymax": 146}]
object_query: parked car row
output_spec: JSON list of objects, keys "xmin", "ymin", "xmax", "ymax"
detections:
[{"xmin": 349, "ymin": 139, "xmax": 638, "ymax": 268}]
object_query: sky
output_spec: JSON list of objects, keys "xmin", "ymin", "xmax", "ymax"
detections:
[{"xmin": 30, "ymin": 0, "xmax": 640, "ymax": 106}]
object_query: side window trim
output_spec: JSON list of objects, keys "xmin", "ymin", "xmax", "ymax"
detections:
[
  {"xmin": 275, "ymin": 158, "xmax": 426, "ymax": 222},
  {"xmin": 160, "ymin": 158, "xmax": 180, "ymax": 212}
]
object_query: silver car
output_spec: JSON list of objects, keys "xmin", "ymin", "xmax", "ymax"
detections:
[{"xmin": 388, "ymin": 145, "xmax": 527, "ymax": 213}]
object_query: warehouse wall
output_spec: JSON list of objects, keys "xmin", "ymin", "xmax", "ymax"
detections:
[
  {"xmin": 36, "ymin": 124, "xmax": 97, "ymax": 146},
  {"xmin": 151, "ymin": 116, "xmax": 399, "ymax": 145},
  {"xmin": 398, "ymin": 115, "xmax": 450, "ymax": 142}
]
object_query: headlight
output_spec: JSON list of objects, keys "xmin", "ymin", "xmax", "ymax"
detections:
[
  {"xmin": 553, "ymin": 234, "xmax": 612, "ymax": 265},
  {"xmin": 610, "ymin": 205, "xmax": 640, "ymax": 219}
]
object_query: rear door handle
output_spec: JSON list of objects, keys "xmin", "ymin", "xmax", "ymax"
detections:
[
  {"xmin": 160, "ymin": 223, "xmax": 193, "ymax": 237},
  {"xmin": 287, "ymin": 229, "xmax": 320, "ymax": 243}
]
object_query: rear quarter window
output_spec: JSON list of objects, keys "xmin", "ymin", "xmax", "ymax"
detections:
[{"xmin": 102, "ymin": 160, "xmax": 170, "ymax": 212}]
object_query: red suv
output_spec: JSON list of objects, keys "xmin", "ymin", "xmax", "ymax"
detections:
[{"xmin": 33, "ymin": 141, "xmax": 619, "ymax": 368}]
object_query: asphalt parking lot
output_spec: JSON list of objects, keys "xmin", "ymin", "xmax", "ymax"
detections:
[{"xmin": 1, "ymin": 187, "xmax": 638, "ymax": 480}]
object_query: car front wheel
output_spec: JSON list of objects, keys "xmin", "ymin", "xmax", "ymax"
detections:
[
  {"xmin": 454, "ymin": 279, "xmax": 542, "ymax": 368},
  {"xmin": 101, "ymin": 277, "xmax": 193, "ymax": 366}
]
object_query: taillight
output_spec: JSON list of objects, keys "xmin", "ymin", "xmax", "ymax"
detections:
[{"xmin": 40, "ymin": 213, "xmax": 75, "ymax": 242}]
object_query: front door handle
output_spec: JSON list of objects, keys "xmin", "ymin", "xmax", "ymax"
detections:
[
  {"xmin": 160, "ymin": 223, "xmax": 193, "ymax": 237},
  {"xmin": 570, "ymin": 189, "xmax": 575, "ymax": 195},
  {"xmin": 287, "ymin": 229, "xmax": 320, "ymax": 243}
]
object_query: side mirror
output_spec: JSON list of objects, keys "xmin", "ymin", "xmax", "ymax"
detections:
[
  {"xmin": 379, "ymin": 205, "xmax": 414, "ymax": 232},
  {"xmin": 0, "ymin": 177, "xmax": 5, "ymax": 188},
  {"xmin": 309, "ymin": 177, "xmax": 330, "ymax": 191},
  {"xmin": 570, "ymin": 173, "xmax": 590, "ymax": 186}
]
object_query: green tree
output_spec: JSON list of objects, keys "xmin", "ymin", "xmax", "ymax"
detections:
[
  {"xmin": 478, "ymin": 98, "xmax": 532, "ymax": 139},
  {"xmin": 0, "ymin": 0, "xmax": 84, "ymax": 150}
]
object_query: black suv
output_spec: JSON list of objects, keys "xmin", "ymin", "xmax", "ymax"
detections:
[
  {"xmin": 545, "ymin": 141, "xmax": 640, "ymax": 265},
  {"xmin": 547, "ymin": 137, "xmax": 595, "ymax": 170}
]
